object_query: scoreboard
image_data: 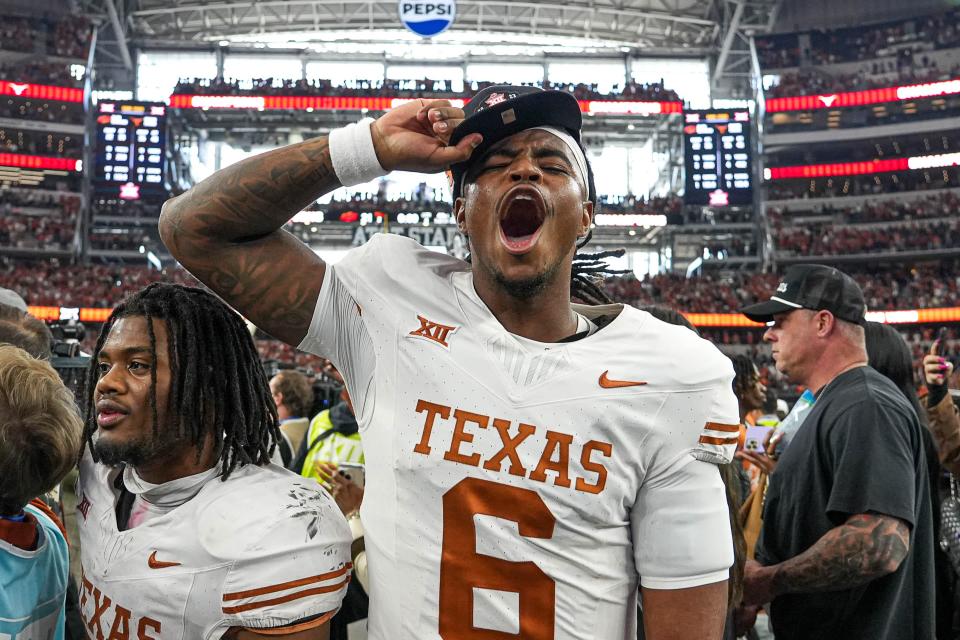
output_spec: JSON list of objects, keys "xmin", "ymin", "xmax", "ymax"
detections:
[
  {"xmin": 683, "ymin": 109, "xmax": 753, "ymax": 207},
  {"xmin": 94, "ymin": 101, "xmax": 167, "ymax": 199}
]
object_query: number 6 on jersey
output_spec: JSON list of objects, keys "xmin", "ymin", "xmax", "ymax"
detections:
[{"xmin": 439, "ymin": 477, "xmax": 557, "ymax": 639}]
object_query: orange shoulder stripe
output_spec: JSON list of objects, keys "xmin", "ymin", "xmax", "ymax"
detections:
[
  {"xmin": 699, "ymin": 435, "xmax": 739, "ymax": 446},
  {"xmin": 222, "ymin": 564, "xmax": 352, "ymax": 602},
  {"xmin": 222, "ymin": 576, "xmax": 351, "ymax": 615}
]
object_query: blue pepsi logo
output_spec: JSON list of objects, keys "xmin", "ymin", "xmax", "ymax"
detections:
[{"xmin": 399, "ymin": 1, "xmax": 456, "ymax": 37}]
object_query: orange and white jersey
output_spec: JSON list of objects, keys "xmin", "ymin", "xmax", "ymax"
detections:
[
  {"xmin": 75, "ymin": 453, "xmax": 352, "ymax": 639},
  {"xmin": 299, "ymin": 233, "xmax": 740, "ymax": 640}
]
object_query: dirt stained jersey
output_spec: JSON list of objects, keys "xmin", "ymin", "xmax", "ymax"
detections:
[
  {"xmin": 299, "ymin": 233, "xmax": 740, "ymax": 640},
  {"xmin": 75, "ymin": 453, "xmax": 352, "ymax": 639}
]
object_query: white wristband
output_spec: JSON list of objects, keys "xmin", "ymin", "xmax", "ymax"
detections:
[{"xmin": 329, "ymin": 118, "xmax": 387, "ymax": 187}]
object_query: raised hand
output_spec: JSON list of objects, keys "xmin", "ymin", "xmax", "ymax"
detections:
[
  {"xmin": 923, "ymin": 353, "xmax": 953, "ymax": 387},
  {"xmin": 371, "ymin": 99, "xmax": 482, "ymax": 173}
]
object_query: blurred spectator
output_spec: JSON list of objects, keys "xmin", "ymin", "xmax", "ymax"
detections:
[
  {"xmin": 269, "ymin": 369, "xmax": 315, "ymax": 465},
  {"xmin": 0, "ymin": 343, "xmax": 83, "ymax": 640},
  {"xmin": 740, "ymin": 265, "xmax": 936, "ymax": 640}
]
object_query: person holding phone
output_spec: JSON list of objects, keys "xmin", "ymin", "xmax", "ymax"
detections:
[{"xmin": 924, "ymin": 328, "xmax": 960, "ymax": 475}]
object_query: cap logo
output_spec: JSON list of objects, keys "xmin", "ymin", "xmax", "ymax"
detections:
[
  {"xmin": 776, "ymin": 282, "xmax": 788, "ymax": 293},
  {"xmin": 485, "ymin": 93, "xmax": 507, "ymax": 107},
  {"xmin": 501, "ymin": 108, "xmax": 517, "ymax": 124}
]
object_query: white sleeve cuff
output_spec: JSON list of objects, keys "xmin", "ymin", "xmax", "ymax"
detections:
[
  {"xmin": 328, "ymin": 118, "xmax": 387, "ymax": 187},
  {"xmin": 640, "ymin": 569, "xmax": 729, "ymax": 591}
]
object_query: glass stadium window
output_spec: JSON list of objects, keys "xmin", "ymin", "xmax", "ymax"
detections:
[
  {"xmin": 386, "ymin": 65, "xmax": 464, "ymax": 94},
  {"xmin": 222, "ymin": 55, "xmax": 303, "ymax": 89},
  {"xmin": 137, "ymin": 51, "xmax": 217, "ymax": 102},
  {"xmin": 631, "ymin": 57, "xmax": 710, "ymax": 108},
  {"xmin": 589, "ymin": 146, "xmax": 630, "ymax": 197},
  {"xmin": 547, "ymin": 61, "xmax": 626, "ymax": 95},
  {"xmin": 305, "ymin": 61, "xmax": 385, "ymax": 88},
  {"xmin": 466, "ymin": 63, "xmax": 544, "ymax": 87}
]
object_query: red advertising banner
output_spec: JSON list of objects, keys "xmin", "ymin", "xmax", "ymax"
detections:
[
  {"xmin": 0, "ymin": 81, "xmax": 83, "ymax": 103},
  {"xmin": 766, "ymin": 78, "xmax": 960, "ymax": 112},
  {"xmin": 0, "ymin": 153, "xmax": 81, "ymax": 171}
]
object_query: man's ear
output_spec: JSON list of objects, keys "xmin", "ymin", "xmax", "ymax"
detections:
[
  {"xmin": 455, "ymin": 197, "xmax": 467, "ymax": 234},
  {"xmin": 816, "ymin": 310, "xmax": 836, "ymax": 338},
  {"xmin": 579, "ymin": 201, "xmax": 594, "ymax": 237}
]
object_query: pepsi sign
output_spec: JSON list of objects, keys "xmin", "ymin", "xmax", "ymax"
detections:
[{"xmin": 399, "ymin": 1, "xmax": 455, "ymax": 37}]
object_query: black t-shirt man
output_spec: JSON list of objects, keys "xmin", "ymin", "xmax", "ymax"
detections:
[{"xmin": 757, "ymin": 366, "xmax": 935, "ymax": 640}]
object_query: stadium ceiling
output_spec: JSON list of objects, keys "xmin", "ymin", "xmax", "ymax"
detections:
[{"xmin": 82, "ymin": 0, "xmax": 781, "ymax": 95}]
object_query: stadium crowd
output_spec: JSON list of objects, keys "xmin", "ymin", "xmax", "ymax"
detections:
[
  {"xmin": 0, "ymin": 129, "xmax": 81, "ymax": 156},
  {"xmin": 774, "ymin": 218, "xmax": 960, "ymax": 256},
  {"xmin": 3, "ymin": 255, "xmax": 956, "ymax": 316},
  {"xmin": 765, "ymin": 169, "xmax": 960, "ymax": 200},
  {"xmin": 767, "ymin": 190, "xmax": 960, "ymax": 224},
  {"xmin": 0, "ymin": 15, "xmax": 91, "ymax": 59},
  {"xmin": 757, "ymin": 7, "xmax": 960, "ymax": 69},
  {"xmin": 0, "ymin": 98, "xmax": 85, "ymax": 124},
  {"xmin": 173, "ymin": 76, "xmax": 683, "ymax": 103},
  {"xmin": 765, "ymin": 58, "xmax": 960, "ymax": 98},
  {"xmin": 0, "ymin": 60, "xmax": 84, "ymax": 88}
]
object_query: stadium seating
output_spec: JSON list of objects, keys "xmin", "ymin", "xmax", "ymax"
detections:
[{"xmin": 173, "ymin": 77, "xmax": 682, "ymax": 103}]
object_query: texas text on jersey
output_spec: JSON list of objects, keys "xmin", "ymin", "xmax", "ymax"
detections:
[
  {"xmin": 299, "ymin": 233, "xmax": 740, "ymax": 640},
  {"xmin": 75, "ymin": 454, "xmax": 353, "ymax": 639}
]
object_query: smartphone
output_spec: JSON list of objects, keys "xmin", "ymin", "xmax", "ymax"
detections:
[
  {"xmin": 933, "ymin": 327, "xmax": 949, "ymax": 356},
  {"xmin": 338, "ymin": 462, "xmax": 365, "ymax": 490},
  {"xmin": 744, "ymin": 426, "xmax": 774, "ymax": 456}
]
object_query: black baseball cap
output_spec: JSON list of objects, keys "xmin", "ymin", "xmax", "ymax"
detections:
[
  {"xmin": 740, "ymin": 264, "xmax": 867, "ymax": 325},
  {"xmin": 448, "ymin": 85, "xmax": 596, "ymax": 202}
]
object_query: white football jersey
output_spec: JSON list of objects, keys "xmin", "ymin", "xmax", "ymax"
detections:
[
  {"xmin": 75, "ymin": 453, "xmax": 352, "ymax": 639},
  {"xmin": 299, "ymin": 233, "xmax": 741, "ymax": 640}
]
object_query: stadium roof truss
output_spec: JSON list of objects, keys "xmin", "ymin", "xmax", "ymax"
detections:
[
  {"xmin": 125, "ymin": 1, "xmax": 717, "ymax": 48},
  {"xmin": 79, "ymin": 0, "xmax": 781, "ymax": 95}
]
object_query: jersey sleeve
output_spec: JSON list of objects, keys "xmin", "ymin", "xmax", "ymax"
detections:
[
  {"xmin": 296, "ymin": 235, "xmax": 386, "ymax": 420},
  {"xmin": 631, "ymin": 346, "xmax": 738, "ymax": 590},
  {"xmin": 218, "ymin": 484, "xmax": 354, "ymax": 632}
]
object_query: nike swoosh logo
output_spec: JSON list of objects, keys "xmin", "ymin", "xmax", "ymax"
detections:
[
  {"xmin": 148, "ymin": 550, "xmax": 181, "ymax": 569},
  {"xmin": 599, "ymin": 370, "xmax": 648, "ymax": 389}
]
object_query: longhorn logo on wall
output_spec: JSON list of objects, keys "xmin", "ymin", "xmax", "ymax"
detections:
[{"xmin": 398, "ymin": 1, "xmax": 456, "ymax": 37}]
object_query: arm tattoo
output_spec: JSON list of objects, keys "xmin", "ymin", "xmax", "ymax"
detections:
[
  {"xmin": 772, "ymin": 513, "xmax": 910, "ymax": 595},
  {"xmin": 159, "ymin": 136, "xmax": 341, "ymax": 346}
]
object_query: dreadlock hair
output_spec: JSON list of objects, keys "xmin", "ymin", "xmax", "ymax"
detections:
[
  {"xmin": 569, "ymin": 232, "xmax": 631, "ymax": 305},
  {"xmin": 82, "ymin": 283, "xmax": 279, "ymax": 480},
  {"xmin": 730, "ymin": 354, "xmax": 758, "ymax": 399}
]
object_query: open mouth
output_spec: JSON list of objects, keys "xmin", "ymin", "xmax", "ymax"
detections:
[{"xmin": 498, "ymin": 187, "xmax": 547, "ymax": 255}]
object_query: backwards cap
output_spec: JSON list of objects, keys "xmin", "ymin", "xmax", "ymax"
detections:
[{"xmin": 448, "ymin": 85, "xmax": 596, "ymax": 203}]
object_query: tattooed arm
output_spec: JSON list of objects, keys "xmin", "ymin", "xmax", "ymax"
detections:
[
  {"xmin": 158, "ymin": 99, "xmax": 481, "ymax": 346},
  {"xmin": 742, "ymin": 513, "xmax": 910, "ymax": 605}
]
